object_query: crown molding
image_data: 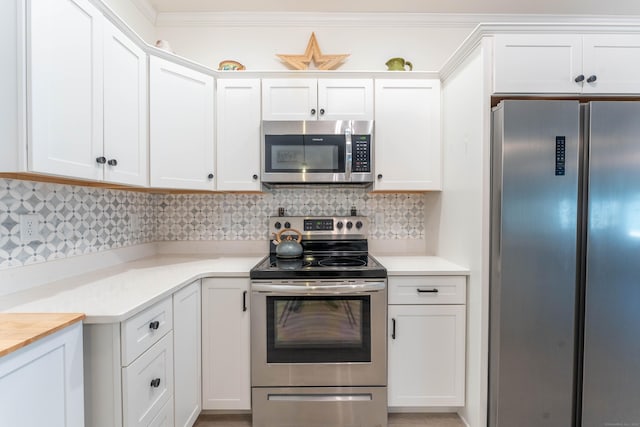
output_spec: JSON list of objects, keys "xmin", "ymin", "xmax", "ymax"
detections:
[
  {"xmin": 129, "ymin": 0, "xmax": 158, "ymax": 25},
  {"xmin": 155, "ymin": 11, "xmax": 640, "ymax": 28}
]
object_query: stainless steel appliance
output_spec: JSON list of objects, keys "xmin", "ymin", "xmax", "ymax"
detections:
[
  {"xmin": 490, "ymin": 100, "xmax": 640, "ymax": 427},
  {"xmin": 261, "ymin": 120, "xmax": 374, "ymax": 184},
  {"xmin": 250, "ymin": 216, "xmax": 387, "ymax": 427}
]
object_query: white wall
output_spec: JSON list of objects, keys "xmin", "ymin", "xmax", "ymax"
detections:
[
  {"xmin": 439, "ymin": 39, "xmax": 492, "ymax": 427},
  {"xmin": 102, "ymin": 0, "xmax": 156, "ymax": 43},
  {"xmin": 155, "ymin": 20, "xmax": 474, "ymax": 71}
]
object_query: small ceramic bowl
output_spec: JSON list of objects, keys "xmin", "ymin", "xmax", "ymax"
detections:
[{"xmin": 218, "ymin": 60, "xmax": 246, "ymax": 71}]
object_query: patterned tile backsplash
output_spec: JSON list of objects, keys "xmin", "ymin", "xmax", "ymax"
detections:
[{"xmin": 0, "ymin": 179, "xmax": 426, "ymax": 269}]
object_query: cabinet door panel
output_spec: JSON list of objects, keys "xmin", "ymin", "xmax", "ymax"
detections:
[
  {"xmin": 582, "ymin": 35, "xmax": 640, "ymax": 94},
  {"xmin": 374, "ymin": 79, "xmax": 441, "ymax": 191},
  {"xmin": 29, "ymin": 0, "xmax": 103, "ymax": 180},
  {"xmin": 173, "ymin": 281, "xmax": 201, "ymax": 427},
  {"xmin": 103, "ymin": 20, "xmax": 148, "ymax": 186},
  {"xmin": 493, "ymin": 34, "xmax": 583, "ymax": 94},
  {"xmin": 202, "ymin": 278, "xmax": 251, "ymax": 410},
  {"xmin": 262, "ymin": 79, "xmax": 317, "ymax": 120},
  {"xmin": 388, "ymin": 305, "xmax": 465, "ymax": 407},
  {"xmin": 0, "ymin": 322, "xmax": 84, "ymax": 427},
  {"xmin": 216, "ymin": 79, "xmax": 261, "ymax": 191},
  {"xmin": 150, "ymin": 56, "xmax": 214, "ymax": 190},
  {"xmin": 318, "ymin": 79, "xmax": 373, "ymax": 120}
]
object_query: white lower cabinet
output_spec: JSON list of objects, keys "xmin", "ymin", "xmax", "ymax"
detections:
[
  {"xmin": 201, "ymin": 278, "xmax": 251, "ymax": 410},
  {"xmin": 387, "ymin": 275, "xmax": 466, "ymax": 408},
  {"xmin": 173, "ymin": 281, "xmax": 202, "ymax": 427},
  {"xmin": 0, "ymin": 322, "xmax": 84, "ymax": 427},
  {"xmin": 85, "ymin": 281, "xmax": 202, "ymax": 427}
]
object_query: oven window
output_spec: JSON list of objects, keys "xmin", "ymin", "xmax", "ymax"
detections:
[
  {"xmin": 264, "ymin": 134, "xmax": 345, "ymax": 173},
  {"xmin": 266, "ymin": 295, "xmax": 371, "ymax": 363}
]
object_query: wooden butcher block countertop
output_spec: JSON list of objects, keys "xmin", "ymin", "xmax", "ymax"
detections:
[{"xmin": 0, "ymin": 313, "xmax": 85, "ymax": 357}]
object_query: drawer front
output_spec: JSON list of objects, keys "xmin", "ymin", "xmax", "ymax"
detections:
[
  {"xmin": 122, "ymin": 332, "xmax": 174, "ymax": 427},
  {"xmin": 388, "ymin": 275, "xmax": 466, "ymax": 305},
  {"xmin": 122, "ymin": 297, "xmax": 173, "ymax": 366},
  {"xmin": 149, "ymin": 399, "xmax": 174, "ymax": 427}
]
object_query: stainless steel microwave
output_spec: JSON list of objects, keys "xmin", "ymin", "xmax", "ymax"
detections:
[{"xmin": 262, "ymin": 120, "xmax": 374, "ymax": 184}]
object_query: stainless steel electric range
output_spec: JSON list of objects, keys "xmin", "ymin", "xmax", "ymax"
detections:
[{"xmin": 250, "ymin": 216, "xmax": 388, "ymax": 427}]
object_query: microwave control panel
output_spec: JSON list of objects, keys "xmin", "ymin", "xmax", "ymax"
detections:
[{"xmin": 352, "ymin": 135, "xmax": 371, "ymax": 173}]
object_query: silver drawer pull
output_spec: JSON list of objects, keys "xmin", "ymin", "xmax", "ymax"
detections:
[
  {"xmin": 268, "ymin": 393, "xmax": 372, "ymax": 402},
  {"xmin": 417, "ymin": 288, "xmax": 439, "ymax": 293}
]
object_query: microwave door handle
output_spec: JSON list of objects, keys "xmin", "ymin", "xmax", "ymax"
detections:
[{"xmin": 345, "ymin": 128, "xmax": 352, "ymax": 181}]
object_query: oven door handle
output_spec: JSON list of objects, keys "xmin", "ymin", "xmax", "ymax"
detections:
[{"xmin": 251, "ymin": 281, "xmax": 385, "ymax": 294}]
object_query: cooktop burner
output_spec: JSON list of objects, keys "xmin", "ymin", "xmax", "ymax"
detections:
[{"xmin": 317, "ymin": 257, "xmax": 368, "ymax": 267}]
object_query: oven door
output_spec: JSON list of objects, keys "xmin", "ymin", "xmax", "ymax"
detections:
[{"xmin": 251, "ymin": 279, "xmax": 387, "ymax": 387}]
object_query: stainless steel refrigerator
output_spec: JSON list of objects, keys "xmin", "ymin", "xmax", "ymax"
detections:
[{"xmin": 489, "ymin": 100, "xmax": 640, "ymax": 427}]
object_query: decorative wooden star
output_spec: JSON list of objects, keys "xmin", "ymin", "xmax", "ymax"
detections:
[{"xmin": 277, "ymin": 32, "xmax": 350, "ymax": 71}]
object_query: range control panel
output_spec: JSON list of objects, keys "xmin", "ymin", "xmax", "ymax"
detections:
[{"xmin": 270, "ymin": 216, "xmax": 369, "ymax": 238}]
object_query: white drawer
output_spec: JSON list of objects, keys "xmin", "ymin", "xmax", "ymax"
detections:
[
  {"xmin": 122, "ymin": 297, "xmax": 173, "ymax": 366},
  {"xmin": 122, "ymin": 332, "xmax": 174, "ymax": 427},
  {"xmin": 149, "ymin": 399, "xmax": 174, "ymax": 427},
  {"xmin": 388, "ymin": 275, "xmax": 466, "ymax": 305}
]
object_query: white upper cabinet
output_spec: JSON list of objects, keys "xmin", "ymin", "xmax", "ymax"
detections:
[
  {"xmin": 494, "ymin": 34, "xmax": 640, "ymax": 94},
  {"xmin": 28, "ymin": 0, "xmax": 104, "ymax": 181},
  {"xmin": 581, "ymin": 35, "xmax": 640, "ymax": 94},
  {"xmin": 262, "ymin": 78, "xmax": 373, "ymax": 121},
  {"xmin": 216, "ymin": 79, "xmax": 262, "ymax": 191},
  {"xmin": 103, "ymin": 19, "xmax": 148, "ymax": 186},
  {"xmin": 317, "ymin": 79, "xmax": 374, "ymax": 120},
  {"xmin": 150, "ymin": 56, "xmax": 215, "ymax": 190},
  {"xmin": 374, "ymin": 79, "xmax": 442, "ymax": 191},
  {"xmin": 28, "ymin": 0, "xmax": 148, "ymax": 185}
]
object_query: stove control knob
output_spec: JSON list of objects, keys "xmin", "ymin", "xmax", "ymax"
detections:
[
  {"xmin": 346, "ymin": 221, "xmax": 353, "ymax": 229},
  {"xmin": 284, "ymin": 222, "xmax": 291, "ymax": 229},
  {"xmin": 356, "ymin": 221, "xmax": 363, "ymax": 229},
  {"xmin": 336, "ymin": 221, "xmax": 344, "ymax": 229},
  {"xmin": 274, "ymin": 222, "xmax": 282, "ymax": 230}
]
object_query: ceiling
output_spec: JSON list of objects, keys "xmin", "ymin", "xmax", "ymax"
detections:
[{"xmin": 147, "ymin": 0, "xmax": 640, "ymax": 15}]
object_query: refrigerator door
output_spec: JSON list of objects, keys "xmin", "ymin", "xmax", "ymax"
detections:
[
  {"xmin": 582, "ymin": 101, "xmax": 640, "ymax": 427},
  {"xmin": 490, "ymin": 100, "xmax": 579, "ymax": 427}
]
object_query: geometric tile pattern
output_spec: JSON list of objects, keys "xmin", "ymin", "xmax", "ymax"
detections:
[
  {"xmin": 0, "ymin": 179, "xmax": 156, "ymax": 269},
  {"xmin": 0, "ymin": 178, "xmax": 426, "ymax": 269},
  {"xmin": 155, "ymin": 187, "xmax": 425, "ymax": 241}
]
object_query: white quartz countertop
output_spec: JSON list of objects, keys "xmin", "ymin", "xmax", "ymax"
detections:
[
  {"xmin": 373, "ymin": 256, "xmax": 469, "ymax": 275},
  {"xmin": 0, "ymin": 255, "xmax": 264, "ymax": 324},
  {"xmin": 1, "ymin": 254, "xmax": 467, "ymax": 324}
]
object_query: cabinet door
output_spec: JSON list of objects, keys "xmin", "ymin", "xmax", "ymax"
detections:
[
  {"xmin": 493, "ymin": 34, "xmax": 583, "ymax": 94},
  {"xmin": 216, "ymin": 79, "xmax": 261, "ymax": 191},
  {"xmin": 150, "ymin": 56, "xmax": 215, "ymax": 190},
  {"xmin": 374, "ymin": 79, "xmax": 441, "ymax": 191},
  {"xmin": 0, "ymin": 322, "xmax": 84, "ymax": 427},
  {"xmin": 388, "ymin": 305, "xmax": 465, "ymax": 407},
  {"xmin": 103, "ymin": 19, "xmax": 148, "ymax": 186},
  {"xmin": 262, "ymin": 78, "xmax": 317, "ymax": 120},
  {"xmin": 28, "ymin": 0, "xmax": 104, "ymax": 180},
  {"xmin": 173, "ymin": 281, "xmax": 201, "ymax": 427},
  {"xmin": 202, "ymin": 278, "xmax": 251, "ymax": 410},
  {"xmin": 582, "ymin": 35, "xmax": 640, "ymax": 94},
  {"xmin": 317, "ymin": 79, "xmax": 373, "ymax": 120}
]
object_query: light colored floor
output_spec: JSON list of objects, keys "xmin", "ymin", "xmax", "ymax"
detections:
[{"xmin": 195, "ymin": 413, "xmax": 465, "ymax": 427}]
